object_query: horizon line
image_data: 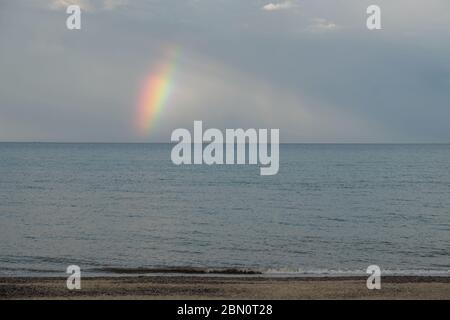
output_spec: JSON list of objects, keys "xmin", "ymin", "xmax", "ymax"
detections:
[{"xmin": 1, "ymin": 141, "xmax": 450, "ymax": 145}]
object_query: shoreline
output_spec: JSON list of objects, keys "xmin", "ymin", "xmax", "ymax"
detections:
[{"xmin": 1, "ymin": 276, "xmax": 449, "ymax": 300}]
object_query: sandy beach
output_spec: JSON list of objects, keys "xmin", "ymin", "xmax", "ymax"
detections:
[{"xmin": 0, "ymin": 276, "xmax": 449, "ymax": 300}]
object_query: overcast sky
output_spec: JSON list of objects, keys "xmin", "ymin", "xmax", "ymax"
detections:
[{"xmin": 1, "ymin": 0, "xmax": 449, "ymax": 142}]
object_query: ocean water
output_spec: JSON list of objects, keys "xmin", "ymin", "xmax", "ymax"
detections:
[{"xmin": 0, "ymin": 143, "xmax": 449, "ymax": 277}]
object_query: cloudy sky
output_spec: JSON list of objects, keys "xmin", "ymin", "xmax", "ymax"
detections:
[{"xmin": 0, "ymin": 0, "xmax": 449, "ymax": 142}]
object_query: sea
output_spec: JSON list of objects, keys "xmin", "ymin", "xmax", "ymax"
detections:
[{"xmin": 0, "ymin": 143, "xmax": 449, "ymax": 277}]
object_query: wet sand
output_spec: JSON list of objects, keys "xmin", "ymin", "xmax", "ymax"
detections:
[{"xmin": 0, "ymin": 276, "xmax": 449, "ymax": 300}]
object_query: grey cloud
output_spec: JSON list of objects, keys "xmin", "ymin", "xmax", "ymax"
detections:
[{"xmin": 0, "ymin": 0, "xmax": 449, "ymax": 142}]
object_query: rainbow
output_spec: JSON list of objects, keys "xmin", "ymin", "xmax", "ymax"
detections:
[{"xmin": 135, "ymin": 47, "xmax": 180, "ymax": 135}]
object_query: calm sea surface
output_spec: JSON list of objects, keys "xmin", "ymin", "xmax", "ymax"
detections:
[{"xmin": 0, "ymin": 143, "xmax": 449, "ymax": 276}]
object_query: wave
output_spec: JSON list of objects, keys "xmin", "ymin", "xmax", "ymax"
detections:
[
  {"xmin": 91, "ymin": 267, "xmax": 262, "ymax": 275},
  {"xmin": 86, "ymin": 266, "xmax": 450, "ymax": 277},
  {"xmin": 2, "ymin": 261, "xmax": 449, "ymax": 278}
]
